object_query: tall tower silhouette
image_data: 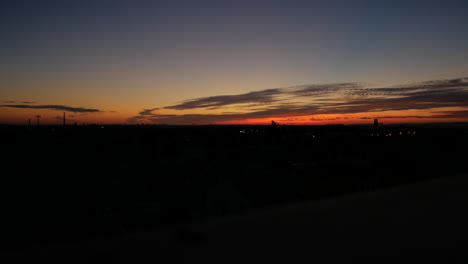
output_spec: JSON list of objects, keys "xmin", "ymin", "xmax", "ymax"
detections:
[
  {"xmin": 36, "ymin": 115, "xmax": 41, "ymax": 127},
  {"xmin": 63, "ymin": 112, "xmax": 66, "ymax": 127}
]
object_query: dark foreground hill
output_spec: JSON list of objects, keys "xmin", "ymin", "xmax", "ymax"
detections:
[
  {"xmin": 1, "ymin": 123, "xmax": 467, "ymax": 251},
  {"xmin": 8, "ymin": 173, "xmax": 468, "ymax": 262}
]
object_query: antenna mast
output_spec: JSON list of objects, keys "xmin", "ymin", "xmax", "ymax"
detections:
[{"xmin": 36, "ymin": 115, "xmax": 41, "ymax": 127}]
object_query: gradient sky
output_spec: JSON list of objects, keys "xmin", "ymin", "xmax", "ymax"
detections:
[{"xmin": 1, "ymin": 0, "xmax": 468, "ymax": 125}]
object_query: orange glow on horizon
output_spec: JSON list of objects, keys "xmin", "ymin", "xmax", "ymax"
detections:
[
  {"xmin": 215, "ymin": 116, "xmax": 468, "ymax": 126},
  {"xmin": 2, "ymin": 105, "xmax": 468, "ymax": 125},
  {"xmin": 2, "ymin": 110, "xmax": 468, "ymax": 125}
]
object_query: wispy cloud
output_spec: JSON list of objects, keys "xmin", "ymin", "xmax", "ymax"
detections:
[
  {"xmin": 429, "ymin": 110, "xmax": 468, "ymax": 119},
  {"xmin": 3, "ymin": 100, "xmax": 36, "ymax": 104},
  {"xmin": 129, "ymin": 77, "xmax": 468, "ymax": 124},
  {"xmin": 164, "ymin": 83, "xmax": 362, "ymax": 111},
  {"xmin": 165, "ymin": 88, "xmax": 283, "ymax": 110},
  {"xmin": 139, "ymin": 107, "xmax": 160, "ymax": 116},
  {"xmin": 0, "ymin": 104, "xmax": 102, "ymax": 113}
]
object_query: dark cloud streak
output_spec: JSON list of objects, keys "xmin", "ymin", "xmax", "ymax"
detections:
[
  {"xmin": 165, "ymin": 88, "xmax": 282, "ymax": 110},
  {"xmin": 129, "ymin": 77, "xmax": 468, "ymax": 124},
  {"xmin": 0, "ymin": 104, "xmax": 102, "ymax": 113},
  {"xmin": 139, "ymin": 108, "xmax": 159, "ymax": 116}
]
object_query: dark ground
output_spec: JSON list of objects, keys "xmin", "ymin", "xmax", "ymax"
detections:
[
  {"xmin": 1, "ymin": 123, "xmax": 467, "ymax": 254},
  {"xmin": 8, "ymin": 173, "xmax": 468, "ymax": 262}
]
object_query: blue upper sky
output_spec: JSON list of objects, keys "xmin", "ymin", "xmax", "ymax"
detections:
[{"xmin": 1, "ymin": 0, "xmax": 468, "ymax": 124}]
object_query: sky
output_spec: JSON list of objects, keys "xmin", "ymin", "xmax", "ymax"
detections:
[{"xmin": 1, "ymin": 0, "xmax": 468, "ymax": 125}]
